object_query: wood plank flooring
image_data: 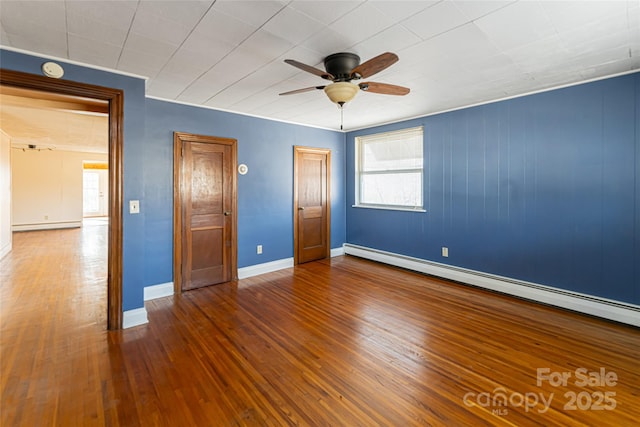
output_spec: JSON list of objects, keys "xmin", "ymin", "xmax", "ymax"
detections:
[{"xmin": 1, "ymin": 226, "xmax": 639, "ymax": 426}]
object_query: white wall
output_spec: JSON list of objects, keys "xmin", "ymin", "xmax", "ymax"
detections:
[
  {"xmin": 0, "ymin": 129, "xmax": 11, "ymax": 258},
  {"xmin": 11, "ymin": 149, "xmax": 107, "ymax": 231}
]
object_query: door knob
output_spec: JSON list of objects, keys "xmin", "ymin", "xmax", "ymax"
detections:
[
  {"xmin": 224, "ymin": 211, "xmax": 232, "ymax": 216},
  {"xmin": 298, "ymin": 207, "xmax": 305, "ymax": 210}
]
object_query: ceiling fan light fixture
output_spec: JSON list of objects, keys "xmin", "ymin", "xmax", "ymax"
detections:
[{"xmin": 324, "ymin": 82, "xmax": 359, "ymax": 106}]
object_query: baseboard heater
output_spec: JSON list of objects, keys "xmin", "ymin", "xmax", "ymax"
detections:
[
  {"xmin": 343, "ymin": 243, "xmax": 639, "ymax": 327},
  {"xmin": 12, "ymin": 221, "xmax": 82, "ymax": 232}
]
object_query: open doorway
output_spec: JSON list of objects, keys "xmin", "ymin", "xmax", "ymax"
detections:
[{"xmin": 0, "ymin": 69, "xmax": 123, "ymax": 329}]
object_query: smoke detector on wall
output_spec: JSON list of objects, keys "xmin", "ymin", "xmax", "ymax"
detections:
[{"xmin": 41, "ymin": 62, "xmax": 64, "ymax": 79}]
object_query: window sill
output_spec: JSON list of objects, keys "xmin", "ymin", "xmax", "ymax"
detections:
[{"xmin": 352, "ymin": 204, "xmax": 426, "ymax": 213}]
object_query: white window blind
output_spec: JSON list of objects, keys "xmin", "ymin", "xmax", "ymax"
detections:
[{"xmin": 355, "ymin": 126, "xmax": 424, "ymax": 210}]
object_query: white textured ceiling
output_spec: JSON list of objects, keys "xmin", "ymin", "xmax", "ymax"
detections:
[
  {"xmin": 0, "ymin": 86, "xmax": 109, "ymax": 153},
  {"xmin": 1, "ymin": 0, "xmax": 639, "ymax": 131}
]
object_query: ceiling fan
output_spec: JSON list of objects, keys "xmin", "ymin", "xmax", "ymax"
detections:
[{"xmin": 280, "ymin": 52, "xmax": 410, "ymax": 108}]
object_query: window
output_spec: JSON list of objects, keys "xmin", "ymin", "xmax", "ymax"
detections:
[
  {"xmin": 83, "ymin": 171, "xmax": 100, "ymax": 214},
  {"xmin": 355, "ymin": 126, "xmax": 424, "ymax": 210}
]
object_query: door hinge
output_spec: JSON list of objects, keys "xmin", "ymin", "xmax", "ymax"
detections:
[{"xmin": 181, "ymin": 145, "xmax": 184, "ymax": 157}]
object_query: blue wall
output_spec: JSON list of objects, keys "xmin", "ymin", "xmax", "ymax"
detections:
[
  {"xmin": 144, "ymin": 98, "xmax": 346, "ymax": 285},
  {"xmin": 1, "ymin": 49, "xmax": 147, "ymax": 311},
  {"xmin": 4, "ymin": 46, "xmax": 637, "ymax": 310},
  {"xmin": 1, "ymin": 49, "xmax": 346, "ymax": 313},
  {"xmin": 347, "ymin": 73, "xmax": 640, "ymax": 305}
]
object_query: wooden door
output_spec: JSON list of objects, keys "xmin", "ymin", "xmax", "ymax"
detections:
[
  {"xmin": 174, "ymin": 132, "xmax": 237, "ymax": 291},
  {"xmin": 294, "ymin": 146, "xmax": 331, "ymax": 264}
]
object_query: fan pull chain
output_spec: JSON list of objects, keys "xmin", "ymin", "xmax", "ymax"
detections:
[{"xmin": 338, "ymin": 101, "xmax": 346, "ymax": 130}]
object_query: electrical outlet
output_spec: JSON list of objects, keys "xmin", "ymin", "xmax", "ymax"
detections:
[
  {"xmin": 442, "ymin": 247, "xmax": 449, "ymax": 257},
  {"xmin": 257, "ymin": 245, "xmax": 262, "ymax": 255},
  {"xmin": 129, "ymin": 200, "xmax": 140, "ymax": 214},
  {"xmin": 44, "ymin": 215, "xmax": 48, "ymax": 220}
]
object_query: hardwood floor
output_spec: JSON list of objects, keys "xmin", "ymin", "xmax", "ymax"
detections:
[{"xmin": 1, "ymin": 227, "xmax": 639, "ymax": 426}]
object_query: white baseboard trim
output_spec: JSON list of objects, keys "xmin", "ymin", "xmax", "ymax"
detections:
[
  {"xmin": 123, "ymin": 307, "xmax": 148, "ymax": 329},
  {"xmin": 144, "ymin": 282, "xmax": 174, "ymax": 301},
  {"xmin": 13, "ymin": 221, "xmax": 81, "ymax": 232},
  {"xmin": 0, "ymin": 242, "xmax": 11, "ymax": 260},
  {"xmin": 238, "ymin": 258, "xmax": 294, "ymax": 279},
  {"xmin": 122, "ymin": 282, "xmax": 173, "ymax": 329},
  {"xmin": 343, "ymin": 244, "xmax": 640, "ymax": 327},
  {"xmin": 238, "ymin": 247, "xmax": 346, "ymax": 280},
  {"xmin": 331, "ymin": 247, "xmax": 345, "ymax": 257}
]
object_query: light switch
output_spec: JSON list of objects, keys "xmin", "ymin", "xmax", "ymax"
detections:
[{"xmin": 129, "ymin": 200, "xmax": 140, "ymax": 214}]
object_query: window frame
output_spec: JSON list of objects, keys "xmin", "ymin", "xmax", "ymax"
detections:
[{"xmin": 354, "ymin": 126, "xmax": 425, "ymax": 212}]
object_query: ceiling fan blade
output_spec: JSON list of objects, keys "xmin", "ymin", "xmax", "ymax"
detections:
[
  {"xmin": 279, "ymin": 86, "xmax": 326, "ymax": 96},
  {"xmin": 359, "ymin": 82, "xmax": 410, "ymax": 96},
  {"xmin": 350, "ymin": 52, "xmax": 398, "ymax": 79},
  {"xmin": 284, "ymin": 59, "xmax": 334, "ymax": 80}
]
